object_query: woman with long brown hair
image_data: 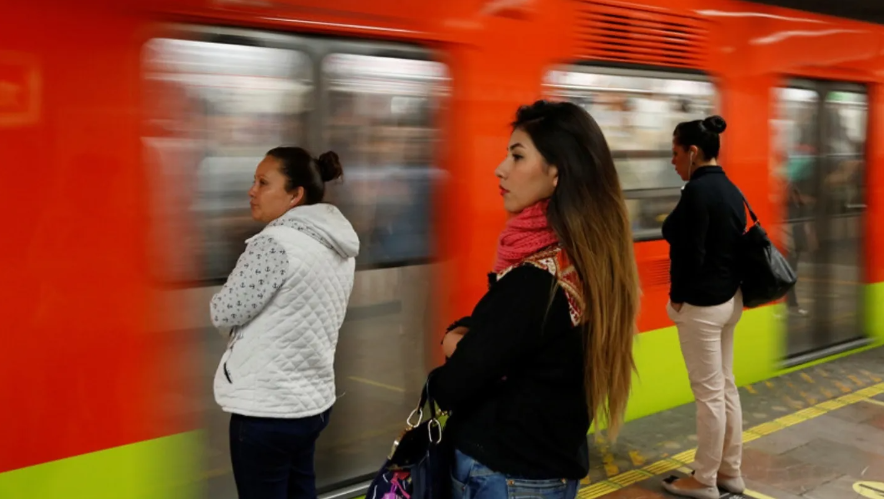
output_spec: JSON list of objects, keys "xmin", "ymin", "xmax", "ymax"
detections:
[{"xmin": 428, "ymin": 100, "xmax": 640, "ymax": 499}]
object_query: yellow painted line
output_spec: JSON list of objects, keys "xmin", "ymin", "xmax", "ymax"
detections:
[
  {"xmin": 858, "ymin": 385, "xmax": 884, "ymax": 397},
  {"xmin": 821, "ymin": 387, "xmax": 836, "ymax": 398},
  {"xmin": 862, "ymin": 370, "xmax": 883, "ymax": 383},
  {"xmin": 742, "ymin": 430, "xmax": 761, "ymax": 444},
  {"xmin": 578, "ymin": 381, "xmax": 884, "ymax": 498},
  {"xmin": 818, "ymin": 399, "xmax": 847, "ymax": 410},
  {"xmin": 839, "ymin": 393, "xmax": 867, "ymax": 404},
  {"xmin": 748, "ymin": 421, "xmax": 785, "ymax": 436},
  {"xmin": 793, "ymin": 406, "xmax": 827, "ymax": 419},
  {"xmin": 745, "ymin": 384, "xmax": 758, "ymax": 394},
  {"xmin": 671, "ymin": 449, "xmax": 696, "ymax": 464},
  {"xmin": 745, "ymin": 489, "xmax": 779, "ymax": 499},
  {"xmin": 347, "ymin": 376, "xmax": 406, "ymax": 393},
  {"xmin": 608, "ymin": 470, "xmax": 652, "ymax": 487},
  {"xmin": 577, "ymin": 481, "xmax": 618, "ymax": 499},
  {"xmin": 801, "ymin": 372, "xmax": 816, "ymax": 384},
  {"xmin": 643, "ymin": 459, "xmax": 681, "ymax": 475},
  {"xmin": 776, "ymin": 413, "xmax": 806, "ymax": 427},
  {"xmin": 850, "ymin": 375, "xmax": 867, "ymax": 387},
  {"xmin": 765, "ymin": 381, "xmax": 775, "ymax": 389}
]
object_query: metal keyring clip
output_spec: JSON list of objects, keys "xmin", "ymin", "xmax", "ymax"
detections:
[
  {"xmin": 406, "ymin": 407, "xmax": 423, "ymax": 429},
  {"xmin": 428, "ymin": 419, "xmax": 443, "ymax": 444}
]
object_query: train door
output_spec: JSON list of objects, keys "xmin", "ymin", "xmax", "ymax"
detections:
[
  {"xmin": 775, "ymin": 81, "xmax": 868, "ymax": 362},
  {"xmin": 143, "ymin": 28, "xmax": 450, "ymax": 494}
]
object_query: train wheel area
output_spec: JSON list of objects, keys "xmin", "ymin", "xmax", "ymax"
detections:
[{"xmin": 573, "ymin": 345, "xmax": 884, "ymax": 499}]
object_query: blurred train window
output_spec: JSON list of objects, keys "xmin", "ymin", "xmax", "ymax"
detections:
[
  {"xmin": 142, "ymin": 35, "xmax": 452, "ymax": 493},
  {"xmin": 142, "ymin": 38, "xmax": 314, "ymax": 282},
  {"xmin": 543, "ymin": 67, "xmax": 718, "ymax": 241},
  {"xmin": 322, "ymin": 53, "xmax": 449, "ymax": 268},
  {"xmin": 824, "ymin": 91, "xmax": 867, "ymax": 216},
  {"xmin": 773, "ymin": 87, "xmax": 819, "ymax": 207},
  {"xmin": 775, "ymin": 83, "xmax": 868, "ymax": 359},
  {"xmin": 310, "ymin": 51, "xmax": 449, "ymax": 489}
]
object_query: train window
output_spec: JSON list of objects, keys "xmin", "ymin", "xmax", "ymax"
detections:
[
  {"xmin": 543, "ymin": 67, "xmax": 718, "ymax": 240},
  {"xmin": 143, "ymin": 38, "xmax": 314, "ymax": 282},
  {"xmin": 824, "ymin": 91, "xmax": 867, "ymax": 217},
  {"xmin": 773, "ymin": 87, "xmax": 818, "ymax": 205},
  {"xmin": 321, "ymin": 53, "xmax": 449, "ymax": 267}
]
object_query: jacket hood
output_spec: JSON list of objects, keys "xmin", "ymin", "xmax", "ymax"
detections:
[{"xmin": 272, "ymin": 203, "xmax": 359, "ymax": 259}]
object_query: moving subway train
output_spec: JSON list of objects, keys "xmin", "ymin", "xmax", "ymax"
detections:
[{"xmin": 2, "ymin": 0, "xmax": 884, "ymax": 497}]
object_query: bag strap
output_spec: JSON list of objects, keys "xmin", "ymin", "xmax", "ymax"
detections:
[
  {"xmin": 404, "ymin": 375, "xmax": 444, "ymax": 444},
  {"xmin": 406, "ymin": 374, "xmax": 440, "ymax": 428},
  {"xmin": 737, "ymin": 188, "xmax": 760, "ymax": 225},
  {"xmin": 422, "ymin": 378, "xmax": 439, "ymax": 421}
]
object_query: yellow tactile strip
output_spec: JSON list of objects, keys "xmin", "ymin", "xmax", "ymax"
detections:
[{"xmin": 577, "ymin": 382, "xmax": 884, "ymax": 498}]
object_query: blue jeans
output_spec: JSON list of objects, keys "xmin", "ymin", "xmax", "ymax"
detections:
[
  {"xmin": 451, "ymin": 449, "xmax": 579, "ymax": 499},
  {"xmin": 229, "ymin": 409, "xmax": 332, "ymax": 499}
]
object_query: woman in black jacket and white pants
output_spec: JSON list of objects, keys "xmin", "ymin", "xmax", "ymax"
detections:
[{"xmin": 661, "ymin": 116, "xmax": 748, "ymax": 499}]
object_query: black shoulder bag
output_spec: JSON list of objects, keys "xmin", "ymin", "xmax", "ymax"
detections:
[
  {"xmin": 366, "ymin": 375, "xmax": 452, "ymax": 499},
  {"xmin": 738, "ymin": 192, "xmax": 798, "ymax": 308}
]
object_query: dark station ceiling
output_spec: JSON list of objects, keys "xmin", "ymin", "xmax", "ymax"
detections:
[{"xmin": 749, "ymin": 0, "xmax": 884, "ymax": 25}]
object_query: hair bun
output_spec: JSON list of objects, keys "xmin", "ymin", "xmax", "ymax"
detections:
[
  {"xmin": 703, "ymin": 115, "xmax": 727, "ymax": 134},
  {"xmin": 316, "ymin": 151, "xmax": 343, "ymax": 182}
]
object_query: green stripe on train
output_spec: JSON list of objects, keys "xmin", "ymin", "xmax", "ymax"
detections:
[
  {"xmin": 0, "ymin": 431, "xmax": 202, "ymax": 499},
  {"xmin": 869, "ymin": 282, "xmax": 884, "ymax": 344},
  {"xmin": 622, "ymin": 281, "xmax": 884, "ymax": 426},
  {"xmin": 624, "ymin": 305, "xmax": 780, "ymax": 423}
]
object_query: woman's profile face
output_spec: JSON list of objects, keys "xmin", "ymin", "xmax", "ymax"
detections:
[
  {"xmin": 495, "ymin": 128, "xmax": 558, "ymax": 214},
  {"xmin": 671, "ymin": 139, "xmax": 696, "ymax": 182},
  {"xmin": 247, "ymin": 155, "xmax": 301, "ymax": 223}
]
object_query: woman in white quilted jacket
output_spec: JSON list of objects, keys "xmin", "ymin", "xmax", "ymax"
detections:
[{"xmin": 210, "ymin": 146, "xmax": 360, "ymax": 499}]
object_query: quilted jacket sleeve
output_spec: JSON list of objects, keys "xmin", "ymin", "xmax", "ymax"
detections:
[{"xmin": 210, "ymin": 235, "xmax": 289, "ymax": 328}]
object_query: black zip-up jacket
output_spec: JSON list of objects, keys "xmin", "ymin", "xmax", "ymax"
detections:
[
  {"xmin": 429, "ymin": 264, "xmax": 590, "ymax": 479},
  {"xmin": 662, "ymin": 166, "xmax": 747, "ymax": 306}
]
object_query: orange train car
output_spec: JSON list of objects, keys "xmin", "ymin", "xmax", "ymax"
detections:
[{"xmin": 1, "ymin": 0, "xmax": 883, "ymax": 497}]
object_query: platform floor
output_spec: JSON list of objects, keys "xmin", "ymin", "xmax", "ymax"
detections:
[{"xmin": 580, "ymin": 345, "xmax": 884, "ymax": 499}]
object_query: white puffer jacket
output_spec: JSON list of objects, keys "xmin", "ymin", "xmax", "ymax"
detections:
[{"xmin": 211, "ymin": 204, "xmax": 359, "ymax": 418}]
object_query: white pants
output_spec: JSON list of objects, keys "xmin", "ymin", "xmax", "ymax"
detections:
[{"xmin": 667, "ymin": 291, "xmax": 744, "ymax": 486}]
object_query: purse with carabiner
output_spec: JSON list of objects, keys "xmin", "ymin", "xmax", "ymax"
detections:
[{"xmin": 366, "ymin": 377, "xmax": 451, "ymax": 499}]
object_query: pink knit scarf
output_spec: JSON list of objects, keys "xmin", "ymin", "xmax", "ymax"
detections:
[{"xmin": 493, "ymin": 199, "xmax": 559, "ymax": 273}]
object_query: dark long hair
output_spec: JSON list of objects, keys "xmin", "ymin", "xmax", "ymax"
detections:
[{"xmin": 512, "ymin": 100, "xmax": 640, "ymax": 439}]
